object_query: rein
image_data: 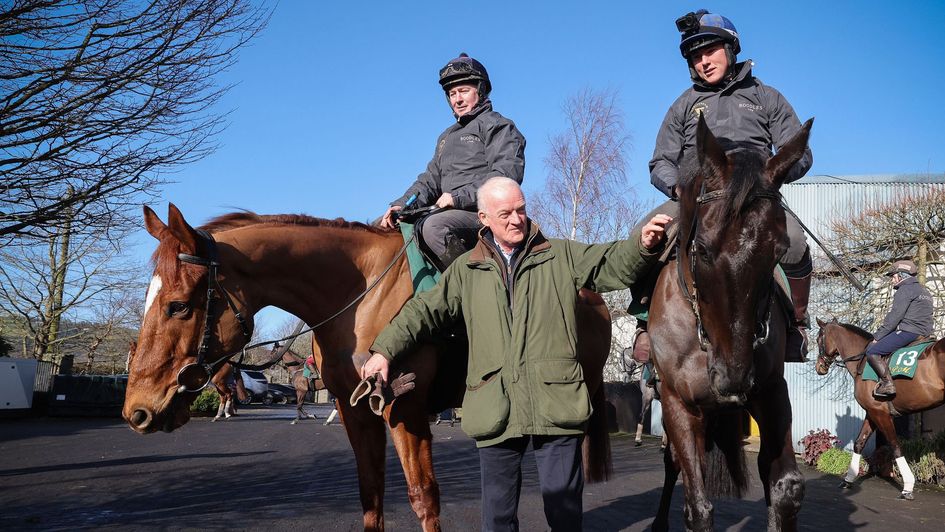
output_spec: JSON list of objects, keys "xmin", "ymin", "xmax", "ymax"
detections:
[
  {"xmin": 677, "ymin": 183, "xmax": 780, "ymax": 351},
  {"xmin": 175, "ymin": 228, "xmax": 416, "ymax": 393}
]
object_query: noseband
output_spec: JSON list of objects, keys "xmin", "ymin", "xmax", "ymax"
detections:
[
  {"xmin": 677, "ymin": 184, "xmax": 781, "ymax": 352},
  {"xmin": 175, "ymin": 229, "xmax": 252, "ymax": 393}
]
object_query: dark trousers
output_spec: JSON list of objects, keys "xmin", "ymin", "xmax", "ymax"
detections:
[
  {"xmin": 478, "ymin": 434, "xmax": 584, "ymax": 532},
  {"xmin": 866, "ymin": 330, "xmax": 919, "ymax": 356}
]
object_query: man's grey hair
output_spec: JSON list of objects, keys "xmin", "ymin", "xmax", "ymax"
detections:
[{"xmin": 477, "ymin": 176, "xmax": 522, "ymax": 212}]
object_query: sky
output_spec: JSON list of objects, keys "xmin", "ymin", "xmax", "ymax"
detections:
[{"xmin": 130, "ymin": 0, "xmax": 945, "ymax": 335}]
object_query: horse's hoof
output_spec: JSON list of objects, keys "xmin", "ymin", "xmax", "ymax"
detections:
[
  {"xmin": 898, "ymin": 491, "xmax": 914, "ymax": 500},
  {"xmin": 211, "ymin": 417, "xmax": 220, "ymax": 422},
  {"xmin": 290, "ymin": 419, "xmax": 298, "ymax": 425},
  {"xmin": 634, "ymin": 440, "xmax": 642, "ymax": 447},
  {"xmin": 659, "ymin": 445, "xmax": 666, "ymax": 453},
  {"xmin": 839, "ymin": 480, "xmax": 853, "ymax": 489}
]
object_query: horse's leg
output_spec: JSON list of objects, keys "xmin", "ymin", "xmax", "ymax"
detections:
[
  {"xmin": 661, "ymin": 388, "xmax": 713, "ymax": 532},
  {"xmin": 636, "ymin": 387, "xmax": 652, "ymax": 446},
  {"xmin": 840, "ymin": 418, "xmax": 875, "ymax": 488},
  {"xmin": 871, "ymin": 409, "xmax": 916, "ymax": 499},
  {"xmin": 212, "ymin": 396, "xmax": 225, "ymax": 422},
  {"xmin": 652, "ymin": 440, "xmax": 679, "ymax": 532},
  {"xmin": 338, "ymin": 399, "xmax": 388, "ymax": 531},
  {"xmin": 386, "ymin": 403, "xmax": 441, "ymax": 532},
  {"xmin": 750, "ymin": 377, "xmax": 804, "ymax": 531}
]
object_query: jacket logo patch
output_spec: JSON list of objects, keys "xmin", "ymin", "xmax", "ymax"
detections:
[
  {"xmin": 460, "ymin": 134, "xmax": 482, "ymax": 143},
  {"xmin": 690, "ymin": 102, "xmax": 709, "ymax": 118},
  {"xmin": 437, "ymin": 138, "xmax": 447, "ymax": 154},
  {"xmin": 738, "ymin": 102, "xmax": 763, "ymax": 112}
]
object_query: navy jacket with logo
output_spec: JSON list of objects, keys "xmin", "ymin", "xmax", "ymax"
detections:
[
  {"xmin": 649, "ymin": 61, "xmax": 813, "ymax": 198},
  {"xmin": 393, "ymin": 100, "xmax": 525, "ymax": 210},
  {"xmin": 875, "ymin": 276, "xmax": 935, "ymax": 339}
]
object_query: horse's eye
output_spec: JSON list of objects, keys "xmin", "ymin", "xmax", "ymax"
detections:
[{"xmin": 167, "ymin": 301, "xmax": 190, "ymax": 317}]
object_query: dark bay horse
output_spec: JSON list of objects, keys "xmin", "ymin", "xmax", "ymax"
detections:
[
  {"xmin": 122, "ymin": 205, "xmax": 613, "ymax": 531},
  {"xmin": 648, "ymin": 116, "xmax": 812, "ymax": 531},
  {"xmin": 815, "ymin": 318, "xmax": 945, "ymax": 499}
]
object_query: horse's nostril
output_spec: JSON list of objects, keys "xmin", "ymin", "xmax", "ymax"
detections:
[{"xmin": 130, "ymin": 408, "xmax": 152, "ymax": 429}]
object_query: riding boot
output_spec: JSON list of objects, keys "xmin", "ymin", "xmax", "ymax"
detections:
[
  {"xmin": 785, "ymin": 273, "xmax": 811, "ymax": 363},
  {"xmin": 867, "ymin": 353, "xmax": 897, "ymax": 398}
]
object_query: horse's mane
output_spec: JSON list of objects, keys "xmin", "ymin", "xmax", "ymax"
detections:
[
  {"xmin": 150, "ymin": 211, "xmax": 393, "ymax": 277},
  {"xmin": 679, "ymin": 143, "xmax": 773, "ymax": 221},
  {"xmin": 199, "ymin": 211, "xmax": 392, "ymax": 235},
  {"xmin": 836, "ymin": 322, "xmax": 873, "ymax": 340}
]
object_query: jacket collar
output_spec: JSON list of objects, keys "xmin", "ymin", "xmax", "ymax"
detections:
[
  {"xmin": 692, "ymin": 60, "xmax": 752, "ymax": 92},
  {"xmin": 468, "ymin": 220, "xmax": 551, "ymax": 266},
  {"xmin": 455, "ymin": 99, "xmax": 493, "ymax": 125}
]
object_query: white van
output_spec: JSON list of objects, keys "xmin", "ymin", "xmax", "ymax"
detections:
[{"xmin": 239, "ymin": 370, "xmax": 269, "ymax": 403}]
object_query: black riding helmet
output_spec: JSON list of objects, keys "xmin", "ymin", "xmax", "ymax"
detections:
[{"xmin": 439, "ymin": 53, "xmax": 491, "ymax": 100}]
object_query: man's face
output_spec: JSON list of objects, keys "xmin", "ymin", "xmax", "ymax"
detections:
[
  {"xmin": 690, "ymin": 43, "xmax": 729, "ymax": 85},
  {"xmin": 448, "ymin": 83, "xmax": 479, "ymax": 117},
  {"xmin": 479, "ymin": 187, "xmax": 528, "ymax": 251}
]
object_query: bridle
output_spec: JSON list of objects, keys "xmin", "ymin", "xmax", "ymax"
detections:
[
  {"xmin": 815, "ymin": 327, "xmax": 866, "ymax": 374},
  {"xmin": 676, "ymin": 182, "xmax": 782, "ymax": 352},
  {"xmin": 174, "ymin": 228, "xmax": 415, "ymax": 394}
]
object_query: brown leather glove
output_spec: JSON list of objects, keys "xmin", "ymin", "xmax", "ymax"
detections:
[{"xmin": 367, "ymin": 372, "xmax": 417, "ymax": 416}]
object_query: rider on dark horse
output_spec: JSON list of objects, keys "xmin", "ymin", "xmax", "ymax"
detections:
[
  {"xmin": 378, "ymin": 53, "xmax": 526, "ymax": 270},
  {"xmin": 631, "ymin": 9, "xmax": 814, "ymax": 363},
  {"xmin": 867, "ymin": 259, "xmax": 934, "ymax": 397}
]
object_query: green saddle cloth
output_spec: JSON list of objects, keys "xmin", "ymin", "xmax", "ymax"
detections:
[
  {"xmin": 400, "ymin": 221, "xmax": 440, "ymax": 293},
  {"xmin": 862, "ymin": 342, "xmax": 934, "ymax": 381}
]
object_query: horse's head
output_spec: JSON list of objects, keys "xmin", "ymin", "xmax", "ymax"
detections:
[
  {"xmin": 678, "ymin": 115, "xmax": 813, "ymax": 401},
  {"xmin": 814, "ymin": 318, "xmax": 839, "ymax": 375},
  {"xmin": 123, "ymin": 204, "xmax": 254, "ymax": 433}
]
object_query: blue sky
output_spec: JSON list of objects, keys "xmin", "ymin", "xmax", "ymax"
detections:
[{"xmin": 133, "ymin": 1, "xmax": 945, "ymax": 333}]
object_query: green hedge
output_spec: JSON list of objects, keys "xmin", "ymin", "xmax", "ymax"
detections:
[{"xmin": 190, "ymin": 388, "xmax": 220, "ymax": 413}]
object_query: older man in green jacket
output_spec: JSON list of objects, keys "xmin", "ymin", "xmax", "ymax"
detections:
[{"xmin": 362, "ymin": 177, "xmax": 670, "ymax": 531}]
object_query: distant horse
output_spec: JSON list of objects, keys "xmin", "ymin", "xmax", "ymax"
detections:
[
  {"xmin": 815, "ymin": 318, "xmax": 945, "ymax": 499},
  {"xmin": 274, "ymin": 347, "xmax": 321, "ymax": 425},
  {"xmin": 622, "ymin": 341, "xmax": 665, "ymax": 449},
  {"xmin": 648, "ymin": 116, "xmax": 812, "ymax": 531},
  {"xmin": 122, "ymin": 205, "xmax": 613, "ymax": 531}
]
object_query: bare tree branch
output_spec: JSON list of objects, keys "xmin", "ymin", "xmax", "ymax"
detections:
[{"xmin": 0, "ymin": 0, "xmax": 271, "ymax": 241}]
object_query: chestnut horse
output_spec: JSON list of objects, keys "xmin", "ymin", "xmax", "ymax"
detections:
[
  {"xmin": 122, "ymin": 205, "xmax": 612, "ymax": 531},
  {"xmin": 815, "ymin": 318, "xmax": 945, "ymax": 499},
  {"xmin": 648, "ymin": 116, "xmax": 812, "ymax": 531}
]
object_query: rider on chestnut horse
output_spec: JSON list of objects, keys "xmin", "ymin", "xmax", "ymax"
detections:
[{"xmin": 866, "ymin": 259, "xmax": 934, "ymax": 397}]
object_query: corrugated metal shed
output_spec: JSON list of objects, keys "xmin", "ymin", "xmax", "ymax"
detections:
[{"xmin": 782, "ymin": 174, "xmax": 945, "ymax": 242}]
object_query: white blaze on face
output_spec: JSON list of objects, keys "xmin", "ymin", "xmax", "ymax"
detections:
[{"xmin": 144, "ymin": 275, "xmax": 163, "ymax": 316}]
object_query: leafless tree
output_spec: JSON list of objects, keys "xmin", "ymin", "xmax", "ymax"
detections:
[
  {"xmin": 529, "ymin": 87, "xmax": 650, "ymax": 381},
  {"xmin": 0, "ymin": 222, "xmax": 142, "ymax": 362},
  {"xmin": 530, "ymin": 88, "xmax": 644, "ymax": 244},
  {"xmin": 0, "ymin": 0, "xmax": 271, "ymax": 242}
]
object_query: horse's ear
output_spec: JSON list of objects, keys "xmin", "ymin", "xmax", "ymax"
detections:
[
  {"xmin": 816, "ymin": 317, "xmax": 826, "ymax": 328},
  {"xmin": 166, "ymin": 203, "xmax": 199, "ymax": 254},
  {"xmin": 696, "ymin": 113, "xmax": 727, "ymax": 187},
  {"xmin": 765, "ymin": 118, "xmax": 813, "ymax": 187},
  {"xmin": 144, "ymin": 205, "xmax": 168, "ymax": 241}
]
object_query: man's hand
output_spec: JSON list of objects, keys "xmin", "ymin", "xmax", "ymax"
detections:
[
  {"xmin": 434, "ymin": 193, "xmax": 454, "ymax": 209},
  {"xmin": 641, "ymin": 214, "xmax": 673, "ymax": 250},
  {"xmin": 361, "ymin": 352, "xmax": 390, "ymax": 385},
  {"xmin": 380, "ymin": 205, "xmax": 403, "ymax": 229}
]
